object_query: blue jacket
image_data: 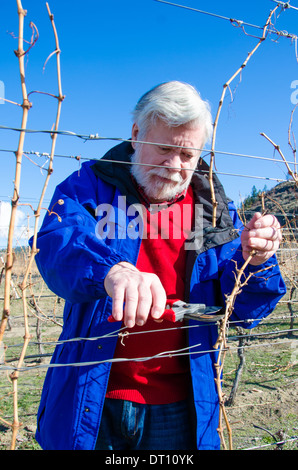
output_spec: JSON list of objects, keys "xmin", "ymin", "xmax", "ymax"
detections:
[{"xmin": 32, "ymin": 142, "xmax": 286, "ymax": 450}]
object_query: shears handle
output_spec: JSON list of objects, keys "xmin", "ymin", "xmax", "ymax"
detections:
[
  {"xmin": 107, "ymin": 299, "xmax": 179, "ymax": 323},
  {"xmin": 160, "ymin": 299, "xmax": 181, "ymax": 322}
]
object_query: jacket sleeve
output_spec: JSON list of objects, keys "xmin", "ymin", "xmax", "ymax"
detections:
[
  {"xmin": 30, "ymin": 163, "xmax": 132, "ymax": 304},
  {"xmin": 219, "ymin": 201, "xmax": 287, "ymax": 329}
]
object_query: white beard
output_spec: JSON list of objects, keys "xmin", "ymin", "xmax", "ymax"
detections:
[{"xmin": 130, "ymin": 147, "xmax": 192, "ymax": 202}]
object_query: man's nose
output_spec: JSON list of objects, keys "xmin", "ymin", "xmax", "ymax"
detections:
[{"xmin": 163, "ymin": 151, "xmax": 182, "ymax": 171}]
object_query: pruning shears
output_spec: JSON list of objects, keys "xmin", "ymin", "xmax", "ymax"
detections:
[
  {"xmin": 161, "ymin": 299, "xmax": 223, "ymax": 323},
  {"xmin": 108, "ymin": 299, "xmax": 223, "ymax": 323}
]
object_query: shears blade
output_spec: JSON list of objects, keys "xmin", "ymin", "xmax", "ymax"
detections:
[{"xmin": 161, "ymin": 300, "xmax": 224, "ymax": 323}]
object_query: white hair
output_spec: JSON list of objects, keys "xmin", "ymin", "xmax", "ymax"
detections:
[{"xmin": 132, "ymin": 81, "xmax": 213, "ymax": 145}]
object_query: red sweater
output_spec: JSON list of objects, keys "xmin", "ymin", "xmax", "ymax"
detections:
[{"xmin": 106, "ymin": 186, "xmax": 194, "ymax": 404}]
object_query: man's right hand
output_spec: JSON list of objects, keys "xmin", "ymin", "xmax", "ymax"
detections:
[{"xmin": 104, "ymin": 262, "xmax": 167, "ymax": 328}]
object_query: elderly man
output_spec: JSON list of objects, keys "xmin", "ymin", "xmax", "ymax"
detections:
[{"xmin": 32, "ymin": 81, "xmax": 286, "ymax": 451}]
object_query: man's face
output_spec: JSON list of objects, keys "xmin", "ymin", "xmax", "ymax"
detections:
[{"xmin": 131, "ymin": 119, "xmax": 204, "ymax": 203}]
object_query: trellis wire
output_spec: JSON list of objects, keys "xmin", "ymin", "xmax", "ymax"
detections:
[
  {"xmin": 154, "ymin": 0, "xmax": 298, "ymax": 40},
  {"xmin": 0, "ymin": 128, "xmax": 297, "ymax": 167},
  {"xmin": 1, "ymin": 337, "xmax": 297, "ymax": 373},
  {"xmin": 3, "ymin": 315, "xmax": 298, "ymax": 350}
]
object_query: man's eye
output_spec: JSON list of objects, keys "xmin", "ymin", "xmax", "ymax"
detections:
[{"xmin": 159, "ymin": 146, "xmax": 171, "ymax": 153}]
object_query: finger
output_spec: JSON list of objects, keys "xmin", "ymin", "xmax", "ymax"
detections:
[
  {"xmin": 245, "ymin": 212, "xmax": 263, "ymax": 231},
  {"xmin": 245, "ymin": 213, "xmax": 280, "ymax": 230},
  {"xmin": 111, "ymin": 287, "xmax": 125, "ymax": 322},
  {"xmin": 247, "ymin": 237, "xmax": 278, "ymax": 252},
  {"xmin": 150, "ymin": 275, "xmax": 167, "ymax": 319},
  {"xmin": 123, "ymin": 285, "xmax": 140, "ymax": 328},
  {"xmin": 248, "ymin": 226, "xmax": 281, "ymax": 243},
  {"xmin": 104, "ymin": 266, "xmax": 128, "ymax": 322},
  {"xmin": 134, "ymin": 284, "xmax": 154, "ymax": 326},
  {"xmin": 242, "ymin": 237, "xmax": 280, "ymax": 265},
  {"xmin": 252, "ymin": 213, "xmax": 280, "ymax": 230},
  {"xmin": 250, "ymin": 250, "xmax": 276, "ymax": 265}
]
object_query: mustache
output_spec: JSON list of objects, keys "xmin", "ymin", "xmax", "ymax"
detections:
[{"xmin": 147, "ymin": 167, "xmax": 183, "ymax": 183}]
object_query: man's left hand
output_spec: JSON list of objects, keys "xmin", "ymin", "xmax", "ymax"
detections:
[{"xmin": 241, "ymin": 212, "xmax": 282, "ymax": 266}]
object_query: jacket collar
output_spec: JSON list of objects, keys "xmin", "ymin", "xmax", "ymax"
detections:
[{"xmin": 91, "ymin": 141, "xmax": 140, "ymax": 205}]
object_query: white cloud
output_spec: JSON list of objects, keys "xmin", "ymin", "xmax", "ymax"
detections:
[{"xmin": 0, "ymin": 201, "xmax": 33, "ymax": 248}]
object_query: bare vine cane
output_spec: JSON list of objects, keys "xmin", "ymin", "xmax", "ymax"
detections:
[
  {"xmin": 212, "ymin": 193, "xmax": 277, "ymax": 450},
  {"xmin": 0, "ymin": 1, "xmax": 64, "ymax": 450},
  {"xmin": 209, "ymin": 5, "xmax": 280, "ymax": 227},
  {"xmin": 207, "ymin": 7, "xmax": 282, "ymax": 447},
  {"xmin": 0, "ymin": 1, "xmax": 33, "ymax": 448},
  {"xmin": 288, "ymin": 104, "xmax": 297, "ymax": 177},
  {"xmin": 213, "ymin": 252, "xmax": 257, "ymax": 450},
  {"xmin": 0, "ymin": 1, "xmax": 31, "ymax": 346},
  {"xmin": 260, "ymin": 132, "xmax": 298, "ymax": 184},
  {"xmin": 20, "ymin": 3, "xmax": 65, "ymax": 302}
]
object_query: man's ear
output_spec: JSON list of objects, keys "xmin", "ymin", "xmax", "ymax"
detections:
[{"xmin": 131, "ymin": 123, "xmax": 139, "ymax": 150}]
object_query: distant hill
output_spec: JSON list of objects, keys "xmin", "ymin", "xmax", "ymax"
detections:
[{"xmin": 240, "ymin": 180, "xmax": 297, "ymax": 230}]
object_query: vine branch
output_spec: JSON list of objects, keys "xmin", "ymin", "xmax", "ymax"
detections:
[
  {"xmin": 209, "ymin": 6, "xmax": 280, "ymax": 227},
  {"xmin": 0, "ymin": 1, "xmax": 64, "ymax": 450},
  {"xmin": 260, "ymin": 132, "xmax": 298, "ymax": 184}
]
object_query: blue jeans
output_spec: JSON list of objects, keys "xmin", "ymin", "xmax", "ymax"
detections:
[{"xmin": 95, "ymin": 398, "xmax": 197, "ymax": 450}]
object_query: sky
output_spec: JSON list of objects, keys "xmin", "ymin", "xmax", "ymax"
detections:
[{"xmin": 0, "ymin": 0, "xmax": 297, "ymax": 248}]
